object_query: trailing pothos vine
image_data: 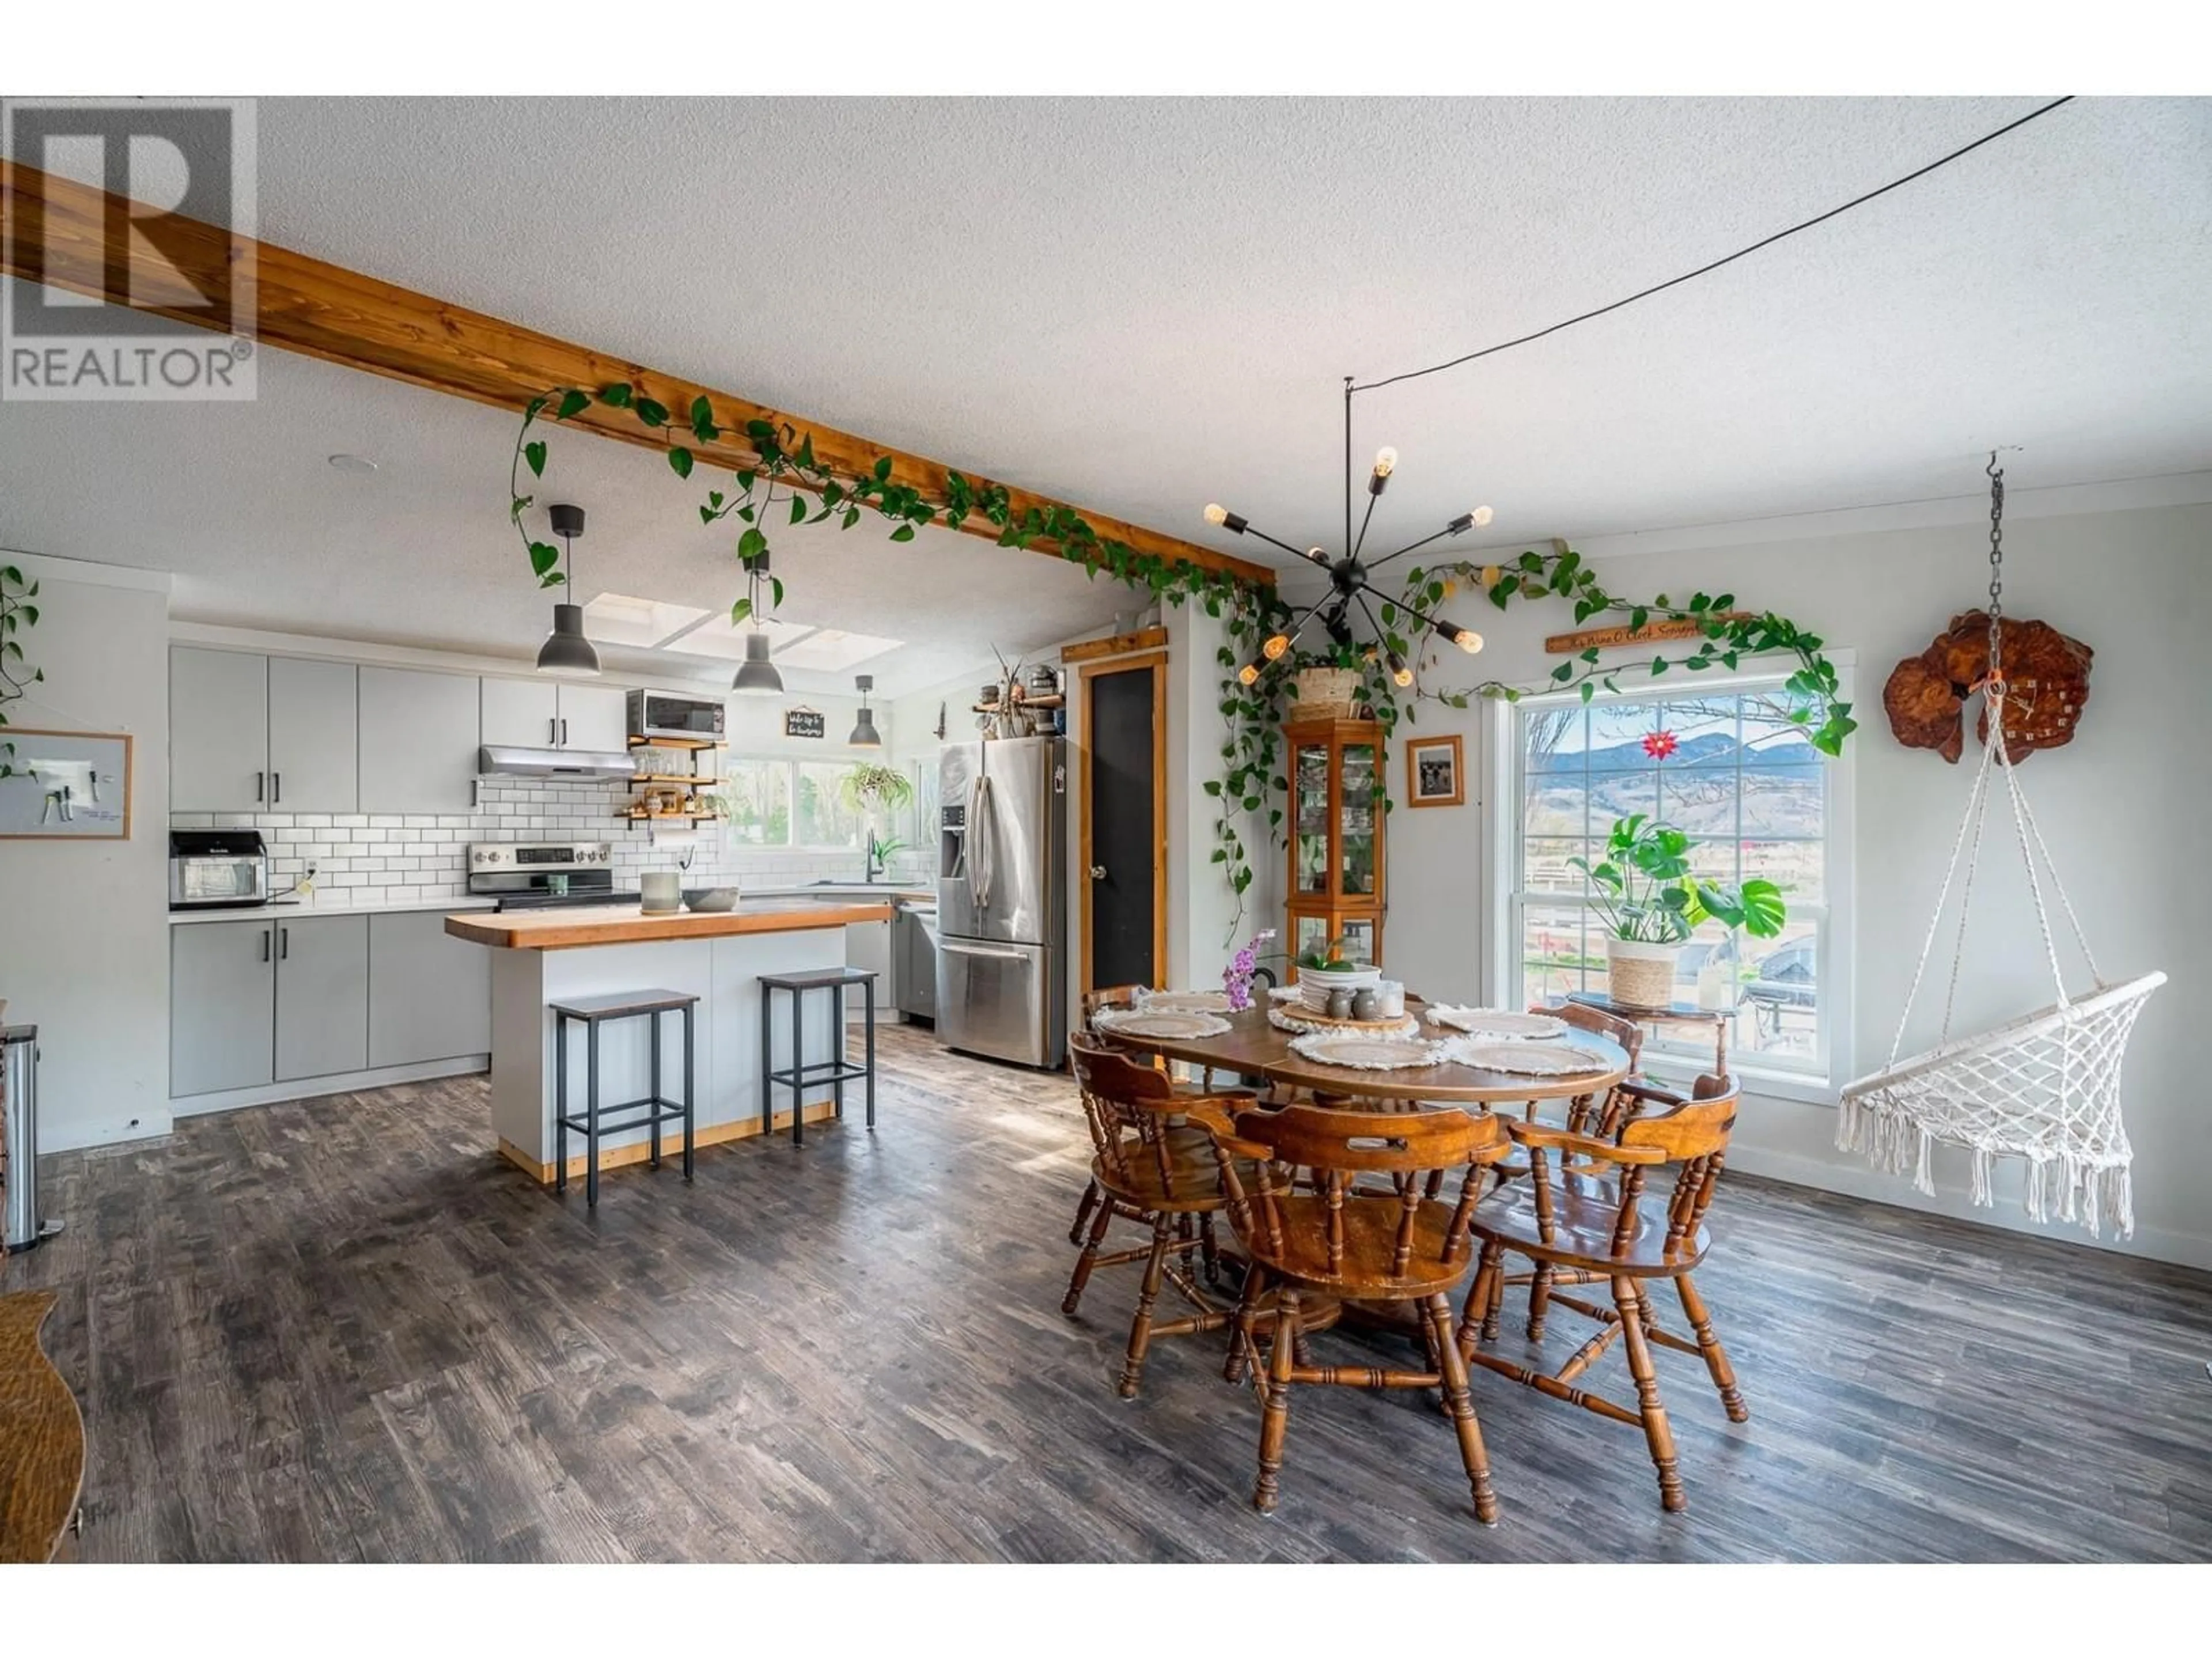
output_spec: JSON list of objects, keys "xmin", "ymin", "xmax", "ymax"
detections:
[
  {"xmin": 0, "ymin": 562, "xmax": 43, "ymax": 779},
  {"xmin": 502, "ymin": 385, "xmax": 1851, "ymax": 945}
]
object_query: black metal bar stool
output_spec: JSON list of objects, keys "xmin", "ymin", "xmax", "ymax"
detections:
[
  {"xmin": 758, "ymin": 966, "xmax": 878, "ymax": 1145},
  {"xmin": 549, "ymin": 988, "xmax": 698, "ymax": 1207}
]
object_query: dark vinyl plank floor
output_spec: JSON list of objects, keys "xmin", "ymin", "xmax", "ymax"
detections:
[{"xmin": 6, "ymin": 1024, "xmax": 2210, "ymax": 1562}]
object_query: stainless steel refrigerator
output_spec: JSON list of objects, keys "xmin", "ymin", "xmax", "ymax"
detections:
[{"xmin": 936, "ymin": 736, "xmax": 1067, "ymax": 1067}]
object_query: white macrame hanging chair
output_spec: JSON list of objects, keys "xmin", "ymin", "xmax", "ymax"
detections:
[{"xmin": 1837, "ymin": 460, "xmax": 2164, "ymax": 1238}]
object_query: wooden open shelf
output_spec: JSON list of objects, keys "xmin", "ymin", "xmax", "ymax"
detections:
[
  {"xmin": 975, "ymin": 693, "xmax": 1065, "ymax": 713},
  {"xmin": 630, "ymin": 772, "xmax": 717, "ymax": 786},
  {"xmin": 616, "ymin": 810, "xmax": 717, "ymax": 823},
  {"xmin": 627, "ymin": 735, "xmax": 726, "ymax": 751}
]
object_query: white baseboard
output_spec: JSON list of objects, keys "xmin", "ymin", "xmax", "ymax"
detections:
[
  {"xmin": 171, "ymin": 1054, "xmax": 488, "ymax": 1118},
  {"xmin": 1728, "ymin": 1143, "xmax": 2212, "ymax": 1274}
]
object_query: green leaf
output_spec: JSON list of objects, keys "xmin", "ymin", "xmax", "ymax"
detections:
[
  {"xmin": 873, "ymin": 456, "xmax": 893, "ymax": 482},
  {"xmin": 1630, "ymin": 607, "xmax": 1649, "ymax": 632},
  {"xmin": 635, "ymin": 397, "xmax": 669, "ymax": 428},
  {"xmin": 771, "ymin": 578, "xmax": 785, "ymax": 609},
  {"xmin": 599, "ymin": 382, "xmax": 633, "ymax": 408},
  {"xmin": 556, "ymin": 389, "xmax": 590, "ymax": 421},
  {"xmin": 738, "ymin": 527, "xmax": 768, "ymax": 560},
  {"xmin": 1580, "ymin": 682, "xmax": 1594, "ymax": 703},
  {"xmin": 667, "ymin": 446, "xmax": 694, "ymax": 479},
  {"xmin": 791, "ymin": 495, "xmax": 808, "ymax": 525},
  {"xmin": 690, "ymin": 395, "xmax": 716, "ymax": 437},
  {"xmin": 1651, "ymin": 657, "xmax": 1669, "ymax": 675},
  {"xmin": 842, "ymin": 507, "xmax": 860, "ymax": 530},
  {"xmin": 1551, "ymin": 662, "xmax": 1574, "ymax": 683},
  {"xmin": 528, "ymin": 541, "xmax": 560, "ymax": 579},
  {"xmin": 524, "ymin": 440, "xmax": 547, "ymax": 478},
  {"xmin": 730, "ymin": 597, "xmax": 752, "ymax": 625},
  {"xmin": 889, "ymin": 524, "xmax": 916, "ymax": 543}
]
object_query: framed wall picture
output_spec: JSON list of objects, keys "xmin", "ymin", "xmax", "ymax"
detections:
[
  {"xmin": 1405, "ymin": 733, "xmax": 1464, "ymax": 808},
  {"xmin": 0, "ymin": 729, "xmax": 134, "ymax": 839}
]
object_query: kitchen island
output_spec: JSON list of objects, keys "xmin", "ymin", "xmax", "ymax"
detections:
[{"xmin": 447, "ymin": 897, "xmax": 895, "ymax": 1182}]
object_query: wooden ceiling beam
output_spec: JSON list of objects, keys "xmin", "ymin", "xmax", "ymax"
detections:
[{"xmin": 0, "ymin": 160, "xmax": 1272, "ymax": 589}]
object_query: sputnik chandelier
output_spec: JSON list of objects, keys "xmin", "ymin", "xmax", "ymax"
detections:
[{"xmin": 1203, "ymin": 378, "xmax": 1491, "ymax": 690}]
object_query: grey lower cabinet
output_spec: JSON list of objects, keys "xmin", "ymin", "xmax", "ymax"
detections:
[
  {"xmin": 357, "ymin": 667, "xmax": 480, "ymax": 813},
  {"xmin": 275, "ymin": 916, "xmax": 369, "ymax": 1082},
  {"xmin": 171, "ymin": 919, "xmax": 278, "ymax": 1097},
  {"xmin": 171, "ymin": 647, "xmax": 270, "ymax": 812},
  {"xmin": 368, "ymin": 911, "xmax": 490, "ymax": 1066}
]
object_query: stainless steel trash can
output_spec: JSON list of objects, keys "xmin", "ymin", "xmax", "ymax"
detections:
[{"xmin": 2, "ymin": 1024, "xmax": 50, "ymax": 1252}]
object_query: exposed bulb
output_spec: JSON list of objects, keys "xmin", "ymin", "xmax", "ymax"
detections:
[
  {"xmin": 1453, "ymin": 625, "xmax": 1485, "ymax": 654},
  {"xmin": 1303, "ymin": 546, "xmax": 1331, "ymax": 567},
  {"xmin": 1262, "ymin": 632, "xmax": 1291, "ymax": 661},
  {"xmin": 1373, "ymin": 446, "xmax": 1398, "ymax": 479},
  {"xmin": 1387, "ymin": 652, "xmax": 1414, "ymax": 688},
  {"xmin": 1471, "ymin": 505, "xmax": 1494, "ymax": 527},
  {"xmin": 1236, "ymin": 661, "xmax": 1262, "ymax": 687},
  {"xmin": 1203, "ymin": 503, "xmax": 1228, "ymax": 526}
]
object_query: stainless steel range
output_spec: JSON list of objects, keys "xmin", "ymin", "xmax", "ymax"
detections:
[{"xmin": 467, "ymin": 841, "xmax": 638, "ymax": 911}]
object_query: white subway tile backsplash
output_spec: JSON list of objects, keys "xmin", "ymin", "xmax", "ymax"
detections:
[{"xmin": 169, "ymin": 773, "xmax": 939, "ymax": 908}]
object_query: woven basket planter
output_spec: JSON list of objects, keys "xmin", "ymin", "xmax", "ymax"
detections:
[
  {"xmin": 1291, "ymin": 666, "xmax": 1364, "ymax": 719},
  {"xmin": 1605, "ymin": 939, "xmax": 1682, "ymax": 1010}
]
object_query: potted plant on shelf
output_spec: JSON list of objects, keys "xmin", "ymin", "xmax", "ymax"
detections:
[
  {"xmin": 1571, "ymin": 813, "xmax": 1787, "ymax": 1010},
  {"xmin": 1286, "ymin": 643, "xmax": 1369, "ymax": 721}
]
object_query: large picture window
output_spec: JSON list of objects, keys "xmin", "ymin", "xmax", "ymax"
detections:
[
  {"xmin": 1509, "ymin": 683, "xmax": 1840, "ymax": 1079},
  {"xmin": 709, "ymin": 756, "xmax": 922, "ymax": 851}
]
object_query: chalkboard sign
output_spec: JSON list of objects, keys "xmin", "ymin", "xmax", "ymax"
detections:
[{"xmin": 783, "ymin": 706, "xmax": 826, "ymax": 740}]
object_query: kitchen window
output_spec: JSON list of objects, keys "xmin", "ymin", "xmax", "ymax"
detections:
[
  {"xmin": 709, "ymin": 756, "xmax": 925, "ymax": 852},
  {"xmin": 1501, "ymin": 675, "xmax": 1853, "ymax": 1090}
]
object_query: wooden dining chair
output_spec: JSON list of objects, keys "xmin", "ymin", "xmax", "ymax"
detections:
[
  {"xmin": 1456, "ymin": 1075, "xmax": 1745, "ymax": 1513},
  {"xmin": 1067, "ymin": 987, "xmax": 1149, "ymax": 1244},
  {"xmin": 1209, "ymin": 1100, "xmax": 1516, "ymax": 1522},
  {"xmin": 1064, "ymin": 1033, "xmax": 1265, "ymax": 1397}
]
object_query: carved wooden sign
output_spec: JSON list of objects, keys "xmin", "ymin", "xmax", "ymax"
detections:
[
  {"xmin": 1883, "ymin": 610, "xmax": 2092, "ymax": 764},
  {"xmin": 1545, "ymin": 613, "xmax": 1753, "ymax": 654}
]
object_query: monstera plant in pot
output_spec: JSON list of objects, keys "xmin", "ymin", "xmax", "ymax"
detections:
[{"xmin": 1571, "ymin": 813, "xmax": 1787, "ymax": 1010}]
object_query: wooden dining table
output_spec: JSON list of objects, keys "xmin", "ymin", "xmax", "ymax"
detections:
[{"xmin": 1099, "ymin": 1002, "xmax": 1633, "ymax": 1112}]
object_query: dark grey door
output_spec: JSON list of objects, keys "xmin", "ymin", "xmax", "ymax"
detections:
[{"xmin": 1086, "ymin": 664, "xmax": 1157, "ymax": 992}]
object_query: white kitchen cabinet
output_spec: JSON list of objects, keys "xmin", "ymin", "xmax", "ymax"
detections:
[
  {"xmin": 171, "ymin": 918, "xmax": 277, "ymax": 1096},
  {"xmin": 266, "ymin": 656, "xmax": 358, "ymax": 814},
  {"xmin": 556, "ymin": 683, "xmax": 629, "ymax": 753},
  {"xmin": 274, "ymin": 915, "xmax": 369, "ymax": 1082},
  {"xmin": 171, "ymin": 647, "xmax": 270, "ymax": 812},
  {"xmin": 480, "ymin": 675, "xmax": 627, "ymax": 752},
  {"xmin": 358, "ymin": 666, "xmax": 480, "ymax": 813},
  {"xmin": 369, "ymin": 910, "xmax": 490, "ymax": 1066},
  {"xmin": 479, "ymin": 675, "xmax": 560, "ymax": 749},
  {"xmin": 844, "ymin": 918, "xmax": 894, "ymax": 1023}
]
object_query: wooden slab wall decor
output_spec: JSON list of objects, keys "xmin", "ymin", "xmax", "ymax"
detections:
[{"xmin": 1883, "ymin": 610, "xmax": 2092, "ymax": 764}]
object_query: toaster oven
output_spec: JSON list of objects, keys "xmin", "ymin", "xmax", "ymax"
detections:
[{"xmin": 169, "ymin": 829, "xmax": 271, "ymax": 909}]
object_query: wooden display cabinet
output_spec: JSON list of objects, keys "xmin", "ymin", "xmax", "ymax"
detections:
[{"xmin": 1283, "ymin": 715, "xmax": 1385, "ymax": 977}]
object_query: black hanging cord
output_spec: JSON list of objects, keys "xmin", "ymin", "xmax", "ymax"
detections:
[{"xmin": 1350, "ymin": 96, "xmax": 2075, "ymax": 396}]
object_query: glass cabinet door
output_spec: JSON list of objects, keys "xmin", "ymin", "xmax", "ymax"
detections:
[
  {"xmin": 1292, "ymin": 912, "xmax": 1332, "ymax": 968},
  {"xmin": 1339, "ymin": 741, "xmax": 1377, "ymax": 897},
  {"xmin": 1294, "ymin": 741, "xmax": 1331, "ymax": 896}
]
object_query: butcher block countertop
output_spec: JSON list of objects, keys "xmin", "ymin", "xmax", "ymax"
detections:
[{"xmin": 444, "ymin": 897, "xmax": 895, "ymax": 950}]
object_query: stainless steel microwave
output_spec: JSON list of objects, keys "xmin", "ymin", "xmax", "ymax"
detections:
[{"xmin": 628, "ymin": 690, "xmax": 726, "ymax": 743}]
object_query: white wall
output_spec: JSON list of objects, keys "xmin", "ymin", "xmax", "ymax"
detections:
[
  {"xmin": 1378, "ymin": 499, "xmax": 2212, "ymax": 1267},
  {"xmin": 0, "ymin": 552, "xmax": 173, "ymax": 1152}
]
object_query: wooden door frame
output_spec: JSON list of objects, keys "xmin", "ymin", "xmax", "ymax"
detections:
[{"xmin": 1077, "ymin": 649, "xmax": 1168, "ymax": 995}]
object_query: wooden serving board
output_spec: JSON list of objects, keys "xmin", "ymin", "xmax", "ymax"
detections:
[{"xmin": 1272, "ymin": 1006, "xmax": 1415, "ymax": 1033}]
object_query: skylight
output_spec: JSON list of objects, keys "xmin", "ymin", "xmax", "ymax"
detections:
[
  {"xmin": 661, "ymin": 612, "xmax": 820, "ymax": 661},
  {"xmin": 581, "ymin": 592, "xmax": 713, "ymax": 648},
  {"xmin": 767, "ymin": 628, "xmax": 903, "ymax": 672}
]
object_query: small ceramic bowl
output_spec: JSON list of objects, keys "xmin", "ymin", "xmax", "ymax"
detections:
[{"xmin": 683, "ymin": 887, "xmax": 739, "ymax": 912}]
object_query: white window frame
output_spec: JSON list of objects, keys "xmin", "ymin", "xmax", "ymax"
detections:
[
  {"xmin": 1483, "ymin": 659, "xmax": 1855, "ymax": 1105},
  {"xmin": 709, "ymin": 754, "xmax": 929, "ymax": 854}
]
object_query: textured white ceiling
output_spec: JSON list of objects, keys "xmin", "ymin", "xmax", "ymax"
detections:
[{"xmin": 2, "ymin": 96, "xmax": 2208, "ymax": 683}]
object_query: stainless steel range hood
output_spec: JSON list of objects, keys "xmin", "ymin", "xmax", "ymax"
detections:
[{"xmin": 477, "ymin": 745, "xmax": 637, "ymax": 780}]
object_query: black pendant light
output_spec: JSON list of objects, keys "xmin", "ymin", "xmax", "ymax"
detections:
[
  {"xmin": 1205, "ymin": 381, "xmax": 1491, "ymax": 686},
  {"xmin": 730, "ymin": 550, "xmax": 785, "ymax": 696},
  {"xmin": 847, "ymin": 675, "xmax": 882, "ymax": 747},
  {"xmin": 535, "ymin": 502, "xmax": 601, "ymax": 677}
]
